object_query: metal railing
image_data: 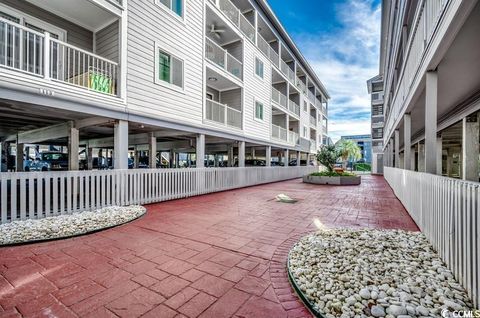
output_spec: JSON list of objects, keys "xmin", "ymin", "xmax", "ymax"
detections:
[
  {"xmin": 310, "ymin": 139, "xmax": 316, "ymax": 153},
  {"xmin": 216, "ymin": 0, "xmax": 254, "ymax": 43},
  {"xmin": 268, "ymin": 46, "xmax": 279, "ymax": 68},
  {"xmin": 271, "ymin": 124, "xmax": 287, "ymax": 141},
  {"xmin": 280, "ymin": 59, "xmax": 295, "ymax": 82},
  {"xmin": 205, "ymin": 37, "xmax": 242, "ymax": 80},
  {"xmin": 383, "ymin": 0, "xmax": 447, "ymax": 143},
  {"xmin": 384, "ymin": 167, "xmax": 479, "ymax": 307},
  {"xmin": 206, "ymin": 99, "xmax": 242, "ymax": 129},
  {"xmin": 257, "ymin": 33, "xmax": 269, "ymax": 57},
  {"xmin": 288, "ymin": 100, "xmax": 300, "ymax": 116},
  {"xmin": 271, "ymin": 87, "xmax": 287, "ymax": 108},
  {"xmin": 0, "ymin": 166, "xmax": 317, "ymax": 224},
  {"xmin": 0, "ymin": 18, "xmax": 119, "ymax": 96},
  {"xmin": 297, "ymin": 79, "xmax": 307, "ymax": 94},
  {"xmin": 310, "ymin": 116, "xmax": 316, "ymax": 126},
  {"xmin": 308, "ymin": 90, "xmax": 315, "ymax": 102},
  {"xmin": 239, "ymin": 14, "xmax": 255, "ymax": 43},
  {"xmin": 288, "ymin": 131, "xmax": 299, "ymax": 145}
]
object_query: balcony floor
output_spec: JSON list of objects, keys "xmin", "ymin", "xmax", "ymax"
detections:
[{"xmin": 0, "ymin": 175, "xmax": 417, "ymax": 317}]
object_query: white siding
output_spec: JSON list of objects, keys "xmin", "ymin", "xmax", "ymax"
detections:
[
  {"xmin": 126, "ymin": 0, "xmax": 204, "ymax": 125},
  {"xmin": 242, "ymin": 40, "xmax": 271, "ymax": 141}
]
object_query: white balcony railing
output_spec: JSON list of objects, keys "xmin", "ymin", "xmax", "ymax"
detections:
[
  {"xmin": 271, "ymin": 87, "xmax": 287, "ymax": 108},
  {"xmin": 308, "ymin": 90, "xmax": 315, "ymax": 102},
  {"xmin": 383, "ymin": 0, "xmax": 447, "ymax": 143},
  {"xmin": 206, "ymin": 99, "xmax": 242, "ymax": 129},
  {"xmin": 297, "ymin": 79, "xmax": 307, "ymax": 94},
  {"xmin": 310, "ymin": 116, "xmax": 316, "ymax": 126},
  {"xmin": 271, "ymin": 124, "xmax": 287, "ymax": 141},
  {"xmin": 268, "ymin": 46, "xmax": 279, "ymax": 68},
  {"xmin": 205, "ymin": 37, "xmax": 242, "ymax": 80},
  {"xmin": 310, "ymin": 139, "xmax": 316, "ymax": 153},
  {"xmin": 288, "ymin": 100, "xmax": 300, "ymax": 116},
  {"xmin": 0, "ymin": 18, "xmax": 119, "ymax": 96},
  {"xmin": 215, "ymin": 0, "xmax": 255, "ymax": 43},
  {"xmin": 280, "ymin": 59, "xmax": 295, "ymax": 83},
  {"xmin": 288, "ymin": 131, "xmax": 299, "ymax": 145},
  {"xmin": 257, "ymin": 33, "xmax": 269, "ymax": 57}
]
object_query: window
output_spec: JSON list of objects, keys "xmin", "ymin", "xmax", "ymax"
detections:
[
  {"xmin": 255, "ymin": 101, "xmax": 264, "ymax": 120},
  {"xmin": 156, "ymin": 48, "xmax": 184, "ymax": 89},
  {"xmin": 255, "ymin": 57, "xmax": 264, "ymax": 79},
  {"xmin": 157, "ymin": 0, "xmax": 184, "ymax": 17},
  {"xmin": 303, "ymin": 101, "xmax": 307, "ymax": 112}
]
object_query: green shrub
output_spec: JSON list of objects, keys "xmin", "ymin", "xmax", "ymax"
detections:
[
  {"xmin": 310, "ymin": 171, "xmax": 356, "ymax": 177},
  {"xmin": 316, "ymin": 145, "xmax": 339, "ymax": 172}
]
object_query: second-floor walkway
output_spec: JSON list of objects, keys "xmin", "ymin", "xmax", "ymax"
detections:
[{"xmin": 0, "ymin": 175, "xmax": 417, "ymax": 317}]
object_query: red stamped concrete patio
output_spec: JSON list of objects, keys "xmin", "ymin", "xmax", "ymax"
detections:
[{"xmin": 0, "ymin": 175, "xmax": 418, "ymax": 318}]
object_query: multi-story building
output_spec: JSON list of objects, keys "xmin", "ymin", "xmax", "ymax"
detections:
[
  {"xmin": 379, "ymin": 0, "xmax": 480, "ymax": 182},
  {"xmin": 340, "ymin": 134, "xmax": 372, "ymax": 164},
  {"xmin": 0, "ymin": 0, "xmax": 329, "ymax": 171},
  {"xmin": 367, "ymin": 75, "xmax": 384, "ymax": 174}
]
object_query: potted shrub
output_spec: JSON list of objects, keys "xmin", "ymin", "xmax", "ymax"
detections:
[{"xmin": 303, "ymin": 145, "xmax": 361, "ymax": 185}]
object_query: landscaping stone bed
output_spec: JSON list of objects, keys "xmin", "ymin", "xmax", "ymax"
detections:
[
  {"xmin": 0, "ymin": 205, "xmax": 146, "ymax": 245},
  {"xmin": 288, "ymin": 228, "xmax": 474, "ymax": 318}
]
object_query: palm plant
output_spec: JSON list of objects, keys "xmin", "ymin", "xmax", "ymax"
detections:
[{"xmin": 336, "ymin": 139, "xmax": 362, "ymax": 170}]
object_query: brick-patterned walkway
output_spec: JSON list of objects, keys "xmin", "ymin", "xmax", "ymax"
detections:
[{"xmin": 0, "ymin": 175, "xmax": 418, "ymax": 318}]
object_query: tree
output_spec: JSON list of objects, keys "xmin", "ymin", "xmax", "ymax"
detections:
[
  {"xmin": 316, "ymin": 145, "xmax": 338, "ymax": 172},
  {"xmin": 336, "ymin": 139, "xmax": 362, "ymax": 170}
]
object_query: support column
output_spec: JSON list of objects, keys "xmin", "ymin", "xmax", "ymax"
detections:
[
  {"xmin": 251, "ymin": 147, "xmax": 256, "ymax": 159},
  {"xmin": 134, "ymin": 148, "xmax": 140, "ymax": 168},
  {"xmin": 148, "ymin": 133, "xmax": 157, "ymax": 169},
  {"xmin": 446, "ymin": 149, "xmax": 453, "ymax": 177},
  {"xmin": 196, "ymin": 134, "xmax": 205, "ymax": 168},
  {"xmin": 228, "ymin": 145, "xmax": 234, "ymax": 167},
  {"xmin": 68, "ymin": 127, "xmax": 79, "ymax": 170},
  {"xmin": 425, "ymin": 71, "xmax": 438, "ymax": 174},
  {"xmin": 1, "ymin": 142, "xmax": 8, "ymax": 172},
  {"xmin": 436, "ymin": 135, "xmax": 443, "ymax": 175},
  {"xmin": 284, "ymin": 149, "xmax": 289, "ymax": 167},
  {"xmin": 114, "ymin": 120, "xmax": 128, "ymax": 169},
  {"xmin": 238, "ymin": 141, "xmax": 245, "ymax": 167},
  {"xmin": 265, "ymin": 145, "xmax": 271, "ymax": 167},
  {"xmin": 404, "ymin": 114, "xmax": 411, "ymax": 170},
  {"xmin": 296, "ymin": 151, "xmax": 301, "ymax": 166},
  {"xmin": 394, "ymin": 130, "xmax": 400, "ymax": 168},
  {"xmin": 462, "ymin": 114, "xmax": 479, "ymax": 181},
  {"xmin": 410, "ymin": 146, "xmax": 416, "ymax": 171},
  {"xmin": 87, "ymin": 147, "xmax": 93, "ymax": 170},
  {"xmin": 418, "ymin": 143, "xmax": 425, "ymax": 172},
  {"xmin": 16, "ymin": 142, "xmax": 24, "ymax": 172},
  {"xmin": 389, "ymin": 139, "xmax": 394, "ymax": 167}
]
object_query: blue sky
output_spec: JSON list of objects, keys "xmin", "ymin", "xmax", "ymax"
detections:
[{"xmin": 267, "ymin": 0, "xmax": 381, "ymax": 142}]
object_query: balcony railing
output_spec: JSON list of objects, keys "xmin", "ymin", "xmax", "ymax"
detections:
[
  {"xmin": 310, "ymin": 139, "xmax": 316, "ymax": 153},
  {"xmin": 268, "ymin": 46, "xmax": 279, "ymax": 68},
  {"xmin": 310, "ymin": 116, "xmax": 316, "ymax": 126},
  {"xmin": 288, "ymin": 131, "xmax": 299, "ymax": 145},
  {"xmin": 215, "ymin": 0, "xmax": 255, "ymax": 43},
  {"xmin": 257, "ymin": 33, "xmax": 269, "ymax": 57},
  {"xmin": 271, "ymin": 124, "xmax": 287, "ymax": 141},
  {"xmin": 205, "ymin": 37, "xmax": 242, "ymax": 80},
  {"xmin": 280, "ymin": 59, "xmax": 295, "ymax": 83},
  {"xmin": 0, "ymin": 18, "xmax": 119, "ymax": 96},
  {"xmin": 288, "ymin": 100, "xmax": 300, "ymax": 116},
  {"xmin": 296, "ymin": 79, "xmax": 307, "ymax": 94},
  {"xmin": 271, "ymin": 87, "xmax": 287, "ymax": 108},
  {"xmin": 206, "ymin": 99, "xmax": 242, "ymax": 129},
  {"xmin": 308, "ymin": 90, "xmax": 315, "ymax": 102}
]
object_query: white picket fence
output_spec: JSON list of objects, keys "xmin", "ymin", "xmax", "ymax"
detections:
[
  {"xmin": 384, "ymin": 167, "xmax": 479, "ymax": 307},
  {"xmin": 0, "ymin": 166, "xmax": 316, "ymax": 224}
]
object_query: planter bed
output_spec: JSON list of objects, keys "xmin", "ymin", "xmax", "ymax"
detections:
[
  {"xmin": 0, "ymin": 205, "xmax": 146, "ymax": 246},
  {"xmin": 303, "ymin": 174, "xmax": 361, "ymax": 185}
]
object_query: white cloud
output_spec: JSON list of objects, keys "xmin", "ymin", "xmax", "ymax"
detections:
[{"xmin": 293, "ymin": 0, "xmax": 381, "ymax": 143}]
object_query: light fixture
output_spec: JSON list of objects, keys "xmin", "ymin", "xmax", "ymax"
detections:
[
  {"xmin": 139, "ymin": 124, "xmax": 145, "ymax": 129},
  {"xmin": 208, "ymin": 77, "xmax": 218, "ymax": 82}
]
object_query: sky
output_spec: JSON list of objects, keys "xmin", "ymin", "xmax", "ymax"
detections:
[{"xmin": 267, "ymin": 0, "xmax": 381, "ymax": 143}]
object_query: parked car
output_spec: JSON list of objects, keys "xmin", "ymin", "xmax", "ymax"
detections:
[
  {"xmin": 37, "ymin": 152, "xmax": 69, "ymax": 171},
  {"xmin": 270, "ymin": 161, "xmax": 284, "ymax": 166},
  {"xmin": 288, "ymin": 159, "xmax": 315, "ymax": 166},
  {"xmin": 233, "ymin": 159, "xmax": 266, "ymax": 167}
]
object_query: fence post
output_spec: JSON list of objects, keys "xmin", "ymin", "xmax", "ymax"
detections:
[{"xmin": 44, "ymin": 32, "xmax": 50, "ymax": 80}]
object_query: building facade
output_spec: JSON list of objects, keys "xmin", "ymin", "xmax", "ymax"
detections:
[
  {"xmin": 379, "ymin": 0, "xmax": 480, "ymax": 182},
  {"xmin": 340, "ymin": 134, "xmax": 373, "ymax": 164},
  {"xmin": 0, "ymin": 0, "xmax": 329, "ymax": 171},
  {"xmin": 367, "ymin": 75, "xmax": 384, "ymax": 174}
]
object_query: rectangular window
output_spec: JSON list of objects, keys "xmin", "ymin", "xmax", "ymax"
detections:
[
  {"xmin": 157, "ymin": 0, "xmax": 184, "ymax": 17},
  {"xmin": 255, "ymin": 101, "xmax": 264, "ymax": 120},
  {"xmin": 157, "ymin": 48, "xmax": 183, "ymax": 89},
  {"xmin": 255, "ymin": 57, "xmax": 264, "ymax": 79}
]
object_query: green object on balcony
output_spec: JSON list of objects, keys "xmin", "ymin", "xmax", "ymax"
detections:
[{"xmin": 89, "ymin": 71, "xmax": 113, "ymax": 94}]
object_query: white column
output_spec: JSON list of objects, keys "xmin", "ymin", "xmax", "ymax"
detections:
[
  {"xmin": 196, "ymin": 134, "xmax": 205, "ymax": 168},
  {"xmin": 238, "ymin": 141, "xmax": 245, "ymax": 167},
  {"xmin": 114, "ymin": 120, "xmax": 128, "ymax": 169},
  {"xmin": 389, "ymin": 139, "xmax": 394, "ymax": 167},
  {"xmin": 462, "ymin": 114, "xmax": 479, "ymax": 181},
  {"xmin": 394, "ymin": 130, "xmax": 400, "ymax": 168},
  {"xmin": 284, "ymin": 149, "xmax": 289, "ymax": 167},
  {"xmin": 149, "ymin": 132, "xmax": 157, "ymax": 169},
  {"xmin": 16, "ymin": 142, "xmax": 24, "ymax": 172},
  {"xmin": 68, "ymin": 127, "xmax": 79, "ymax": 170},
  {"xmin": 404, "ymin": 114, "xmax": 411, "ymax": 170},
  {"xmin": 265, "ymin": 145, "xmax": 271, "ymax": 167},
  {"xmin": 425, "ymin": 71, "xmax": 438, "ymax": 174},
  {"xmin": 436, "ymin": 135, "xmax": 443, "ymax": 175},
  {"xmin": 251, "ymin": 147, "xmax": 256, "ymax": 159},
  {"xmin": 297, "ymin": 151, "xmax": 301, "ymax": 166}
]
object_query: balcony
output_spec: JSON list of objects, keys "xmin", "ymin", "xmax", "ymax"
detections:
[
  {"xmin": 205, "ymin": 99, "xmax": 242, "ymax": 129},
  {"xmin": 308, "ymin": 90, "xmax": 315, "ymax": 103},
  {"xmin": 272, "ymin": 87, "xmax": 287, "ymax": 108},
  {"xmin": 280, "ymin": 59, "xmax": 295, "ymax": 83},
  {"xmin": 310, "ymin": 139, "xmax": 317, "ymax": 153},
  {"xmin": 296, "ymin": 79, "xmax": 307, "ymax": 94},
  {"xmin": 288, "ymin": 130, "xmax": 299, "ymax": 145},
  {"xmin": 0, "ymin": 18, "xmax": 119, "ymax": 97},
  {"xmin": 212, "ymin": 0, "xmax": 255, "ymax": 43},
  {"xmin": 310, "ymin": 116, "xmax": 316, "ymax": 126},
  {"xmin": 288, "ymin": 100, "xmax": 300, "ymax": 117},
  {"xmin": 205, "ymin": 37, "xmax": 243, "ymax": 80},
  {"xmin": 271, "ymin": 124, "xmax": 287, "ymax": 141}
]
